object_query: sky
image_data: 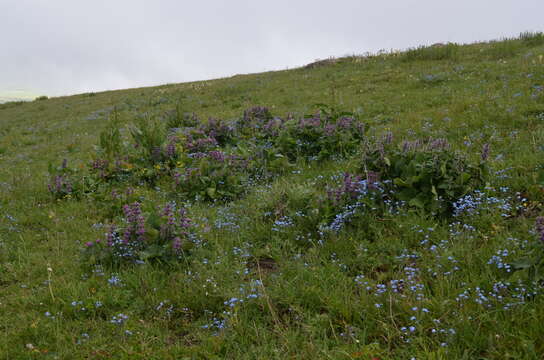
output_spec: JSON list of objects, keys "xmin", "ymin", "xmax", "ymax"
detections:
[{"xmin": 1, "ymin": 0, "xmax": 543, "ymax": 99}]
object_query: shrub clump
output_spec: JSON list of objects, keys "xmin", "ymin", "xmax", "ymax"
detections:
[
  {"xmin": 47, "ymin": 159, "xmax": 77, "ymax": 199},
  {"xmin": 276, "ymin": 112, "xmax": 366, "ymax": 161},
  {"xmin": 84, "ymin": 105, "xmax": 367, "ymax": 202},
  {"xmin": 362, "ymin": 138, "xmax": 488, "ymax": 215},
  {"xmin": 84, "ymin": 201, "xmax": 197, "ymax": 266},
  {"xmin": 173, "ymin": 150, "xmax": 251, "ymax": 201}
]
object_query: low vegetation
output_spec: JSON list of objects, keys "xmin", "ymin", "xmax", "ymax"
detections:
[{"xmin": 1, "ymin": 32, "xmax": 544, "ymax": 359}]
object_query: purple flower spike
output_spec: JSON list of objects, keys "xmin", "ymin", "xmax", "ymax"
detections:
[
  {"xmin": 172, "ymin": 237, "xmax": 182, "ymax": 251},
  {"xmin": 383, "ymin": 131, "xmax": 393, "ymax": 144},
  {"xmin": 536, "ymin": 216, "xmax": 544, "ymax": 244},
  {"xmin": 166, "ymin": 141, "xmax": 176, "ymax": 158},
  {"xmin": 481, "ymin": 143, "xmax": 490, "ymax": 161},
  {"xmin": 208, "ymin": 150, "xmax": 225, "ymax": 162}
]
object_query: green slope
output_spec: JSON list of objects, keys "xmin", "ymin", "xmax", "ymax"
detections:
[{"xmin": 1, "ymin": 34, "xmax": 544, "ymax": 359}]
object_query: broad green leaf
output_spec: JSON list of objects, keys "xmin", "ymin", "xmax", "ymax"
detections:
[{"xmin": 206, "ymin": 187, "xmax": 216, "ymax": 198}]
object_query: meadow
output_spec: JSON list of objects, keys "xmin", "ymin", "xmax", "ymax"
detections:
[{"xmin": 1, "ymin": 33, "xmax": 544, "ymax": 359}]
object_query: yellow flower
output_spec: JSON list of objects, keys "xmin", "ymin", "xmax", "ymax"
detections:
[{"xmin": 154, "ymin": 164, "xmax": 161, "ymax": 170}]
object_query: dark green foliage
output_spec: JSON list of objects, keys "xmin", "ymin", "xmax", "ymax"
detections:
[
  {"xmin": 84, "ymin": 201, "xmax": 195, "ymax": 266},
  {"xmin": 47, "ymin": 159, "xmax": 78, "ymax": 199},
  {"xmin": 85, "ymin": 105, "xmax": 367, "ymax": 201},
  {"xmin": 163, "ymin": 102, "xmax": 199, "ymax": 129},
  {"xmin": 173, "ymin": 151, "xmax": 251, "ymax": 201},
  {"xmin": 128, "ymin": 115, "xmax": 167, "ymax": 165},
  {"xmin": 362, "ymin": 139, "xmax": 488, "ymax": 214},
  {"xmin": 509, "ymin": 217, "xmax": 544, "ymax": 282},
  {"xmin": 276, "ymin": 108, "xmax": 366, "ymax": 161}
]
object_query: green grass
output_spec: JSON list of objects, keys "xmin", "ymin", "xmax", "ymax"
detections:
[{"xmin": 1, "ymin": 33, "xmax": 544, "ymax": 359}]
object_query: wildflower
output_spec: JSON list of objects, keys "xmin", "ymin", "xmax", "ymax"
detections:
[
  {"xmin": 110, "ymin": 313, "xmax": 128, "ymax": 325},
  {"xmin": 536, "ymin": 217, "xmax": 544, "ymax": 244},
  {"xmin": 172, "ymin": 237, "xmax": 183, "ymax": 252},
  {"xmin": 122, "ymin": 202, "xmax": 145, "ymax": 242},
  {"xmin": 481, "ymin": 143, "xmax": 490, "ymax": 161},
  {"xmin": 383, "ymin": 131, "xmax": 393, "ymax": 144},
  {"xmin": 108, "ymin": 275, "xmax": 122, "ymax": 286},
  {"xmin": 165, "ymin": 141, "xmax": 176, "ymax": 158}
]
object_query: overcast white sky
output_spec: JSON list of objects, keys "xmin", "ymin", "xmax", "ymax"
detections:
[{"xmin": 1, "ymin": 0, "xmax": 543, "ymax": 98}]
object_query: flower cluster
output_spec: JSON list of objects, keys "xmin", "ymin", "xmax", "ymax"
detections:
[
  {"xmin": 47, "ymin": 159, "xmax": 76, "ymax": 199},
  {"xmin": 536, "ymin": 216, "xmax": 544, "ymax": 244},
  {"xmin": 122, "ymin": 202, "xmax": 146, "ymax": 243},
  {"xmin": 362, "ymin": 138, "xmax": 487, "ymax": 216},
  {"xmin": 84, "ymin": 201, "xmax": 196, "ymax": 265},
  {"xmin": 47, "ymin": 174, "xmax": 73, "ymax": 199},
  {"xmin": 452, "ymin": 188, "xmax": 524, "ymax": 218}
]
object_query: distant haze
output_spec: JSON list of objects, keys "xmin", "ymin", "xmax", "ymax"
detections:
[
  {"xmin": 1, "ymin": 0, "xmax": 543, "ymax": 97},
  {"xmin": 0, "ymin": 90, "xmax": 40, "ymax": 103}
]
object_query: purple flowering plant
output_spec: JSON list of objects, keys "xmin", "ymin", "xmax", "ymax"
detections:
[
  {"xmin": 82, "ymin": 105, "xmax": 368, "ymax": 203},
  {"xmin": 47, "ymin": 159, "xmax": 78, "ymax": 199},
  {"xmin": 173, "ymin": 150, "xmax": 251, "ymax": 201},
  {"xmin": 275, "ymin": 106, "xmax": 366, "ymax": 161},
  {"xmin": 84, "ymin": 201, "xmax": 196, "ymax": 265}
]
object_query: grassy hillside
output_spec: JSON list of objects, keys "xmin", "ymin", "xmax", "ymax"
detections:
[{"xmin": 1, "ymin": 34, "xmax": 544, "ymax": 359}]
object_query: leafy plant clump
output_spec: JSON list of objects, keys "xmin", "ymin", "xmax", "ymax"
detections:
[
  {"xmin": 173, "ymin": 150, "xmax": 252, "ymax": 201},
  {"xmin": 47, "ymin": 159, "xmax": 78, "ymax": 199},
  {"xmin": 276, "ymin": 106, "xmax": 366, "ymax": 161},
  {"xmin": 508, "ymin": 217, "xmax": 544, "ymax": 283},
  {"xmin": 82, "ymin": 105, "xmax": 368, "ymax": 201},
  {"xmin": 362, "ymin": 138, "xmax": 488, "ymax": 215},
  {"xmin": 84, "ymin": 201, "xmax": 196, "ymax": 266}
]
